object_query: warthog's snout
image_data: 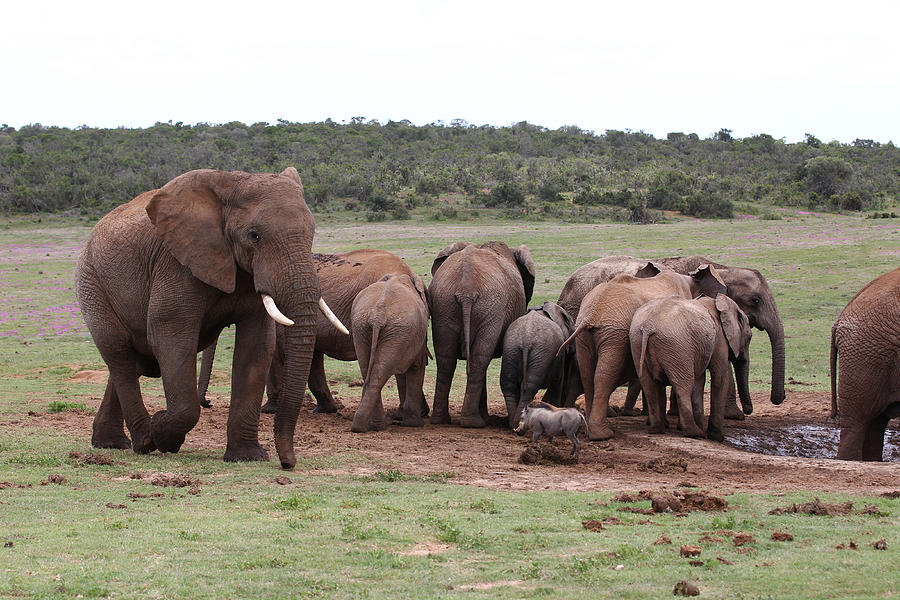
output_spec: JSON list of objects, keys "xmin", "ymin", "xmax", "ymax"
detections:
[{"xmin": 513, "ymin": 420, "xmax": 526, "ymax": 435}]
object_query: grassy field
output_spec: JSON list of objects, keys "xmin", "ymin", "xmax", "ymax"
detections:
[{"xmin": 1, "ymin": 210, "xmax": 898, "ymax": 599}]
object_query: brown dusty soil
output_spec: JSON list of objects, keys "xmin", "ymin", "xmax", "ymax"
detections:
[{"xmin": 9, "ymin": 383, "xmax": 900, "ymax": 495}]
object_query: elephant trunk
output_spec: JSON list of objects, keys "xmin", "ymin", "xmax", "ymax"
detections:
[
  {"xmin": 763, "ymin": 315, "xmax": 786, "ymax": 406},
  {"xmin": 734, "ymin": 357, "xmax": 753, "ymax": 415},
  {"xmin": 271, "ymin": 270, "xmax": 320, "ymax": 470}
]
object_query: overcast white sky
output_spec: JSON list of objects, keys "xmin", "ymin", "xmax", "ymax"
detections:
[{"xmin": 3, "ymin": 1, "xmax": 898, "ymax": 143}]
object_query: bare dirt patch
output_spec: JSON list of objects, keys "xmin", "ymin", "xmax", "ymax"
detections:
[{"xmin": 7, "ymin": 387, "xmax": 900, "ymax": 494}]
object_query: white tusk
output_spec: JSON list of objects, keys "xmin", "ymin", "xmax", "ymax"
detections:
[
  {"xmin": 319, "ymin": 297, "xmax": 349, "ymax": 335},
  {"xmin": 262, "ymin": 294, "xmax": 294, "ymax": 326}
]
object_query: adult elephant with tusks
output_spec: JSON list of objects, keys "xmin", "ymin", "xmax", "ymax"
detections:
[
  {"xmin": 75, "ymin": 168, "xmax": 347, "ymax": 469},
  {"xmin": 428, "ymin": 241, "xmax": 535, "ymax": 427}
]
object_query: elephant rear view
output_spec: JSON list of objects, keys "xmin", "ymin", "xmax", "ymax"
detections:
[
  {"xmin": 428, "ymin": 241, "xmax": 535, "ymax": 427},
  {"xmin": 500, "ymin": 302, "xmax": 577, "ymax": 428},
  {"xmin": 831, "ymin": 266, "xmax": 900, "ymax": 461},
  {"xmin": 349, "ymin": 274, "xmax": 430, "ymax": 433}
]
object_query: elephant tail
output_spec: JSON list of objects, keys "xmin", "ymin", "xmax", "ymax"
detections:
[
  {"xmin": 556, "ymin": 322, "xmax": 587, "ymax": 358},
  {"xmin": 520, "ymin": 346, "xmax": 530, "ymax": 402},
  {"xmin": 829, "ymin": 324, "xmax": 838, "ymax": 421},
  {"xmin": 458, "ymin": 294, "xmax": 477, "ymax": 379},
  {"xmin": 637, "ymin": 328, "xmax": 650, "ymax": 380},
  {"xmin": 366, "ymin": 322, "xmax": 381, "ymax": 382},
  {"xmin": 578, "ymin": 410, "xmax": 589, "ymax": 438}
]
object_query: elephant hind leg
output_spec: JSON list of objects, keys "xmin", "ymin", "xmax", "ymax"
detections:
[
  {"xmin": 92, "ymin": 379, "xmax": 132, "ymax": 449},
  {"xmin": 862, "ymin": 415, "xmax": 889, "ymax": 461}
]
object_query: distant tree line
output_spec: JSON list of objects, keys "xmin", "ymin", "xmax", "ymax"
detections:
[{"xmin": 0, "ymin": 120, "xmax": 897, "ymax": 221}]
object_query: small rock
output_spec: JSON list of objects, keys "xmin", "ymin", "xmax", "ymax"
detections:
[{"xmin": 673, "ymin": 580, "xmax": 700, "ymax": 596}]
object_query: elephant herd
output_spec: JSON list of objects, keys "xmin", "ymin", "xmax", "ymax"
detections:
[{"xmin": 75, "ymin": 169, "xmax": 899, "ymax": 469}]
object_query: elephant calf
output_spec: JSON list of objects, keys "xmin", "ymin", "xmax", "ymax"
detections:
[
  {"xmin": 629, "ymin": 294, "xmax": 753, "ymax": 440},
  {"xmin": 500, "ymin": 302, "xmax": 577, "ymax": 428},
  {"xmin": 513, "ymin": 401, "xmax": 588, "ymax": 457},
  {"xmin": 349, "ymin": 274, "xmax": 430, "ymax": 433}
]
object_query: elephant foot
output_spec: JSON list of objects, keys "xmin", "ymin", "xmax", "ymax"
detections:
[
  {"xmin": 199, "ymin": 399, "xmax": 212, "ymax": 409},
  {"xmin": 430, "ymin": 412, "xmax": 451, "ymax": 425},
  {"xmin": 618, "ymin": 406, "xmax": 642, "ymax": 417},
  {"xmin": 92, "ymin": 432, "xmax": 132, "ymax": 450},
  {"xmin": 588, "ymin": 424, "xmax": 614, "ymax": 441},
  {"xmin": 224, "ymin": 443, "xmax": 269, "ymax": 462},
  {"xmin": 149, "ymin": 412, "xmax": 186, "ymax": 454},
  {"xmin": 707, "ymin": 428, "xmax": 725, "ymax": 442},
  {"xmin": 648, "ymin": 423, "xmax": 667, "ymax": 434},
  {"xmin": 724, "ymin": 405, "xmax": 746, "ymax": 420},
  {"xmin": 606, "ymin": 405, "xmax": 619, "ymax": 417},
  {"xmin": 683, "ymin": 428, "xmax": 705, "ymax": 439},
  {"xmin": 260, "ymin": 400, "xmax": 278, "ymax": 414},
  {"xmin": 399, "ymin": 414, "xmax": 425, "ymax": 427},
  {"xmin": 313, "ymin": 399, "xmax": 340, "ymax": 414},
  {"xmin": 458, "ymin": 414, "xmax": 486, "ymax": 428}
]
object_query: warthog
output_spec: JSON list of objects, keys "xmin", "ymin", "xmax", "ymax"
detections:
[{"xmin": 513, "ymin": 401, "xmax": 589, "ymax": 457}]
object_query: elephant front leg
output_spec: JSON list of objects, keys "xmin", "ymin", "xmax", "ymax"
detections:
[
  {"xmin": 706, "ymin": 371, "xmax": 728, "ymax": 442},
  {"xmin": 619, "ymin": 380, "xmax": 644, "ymax": 416},
  {"xmin": 722, "ymin": 374, "xmax": 745, "ymax": 420},
  {"xmin": 308, "ymin": 350, "xmax": 341, "ymax": 413},
  {"xmin": 223, "ymin": 313, "xmax": 274, "ymax": 461}
]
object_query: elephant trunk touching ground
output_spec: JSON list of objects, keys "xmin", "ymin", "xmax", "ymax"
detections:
[
  {"xmin": 756, "ymin": 302, "xmax": 786, "ymax": 408},
  {"xmin": 256, "ymin": 251, "xmax": 323, "ymax": 470}
]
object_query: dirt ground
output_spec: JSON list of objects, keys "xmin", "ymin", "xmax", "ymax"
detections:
[{"xmin": 11, "ymin": 376, "xmax": 899, "ymax": 496}]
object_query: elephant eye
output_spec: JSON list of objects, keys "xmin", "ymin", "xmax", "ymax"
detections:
[
  {"xmin": 751, "ymin": 296, "xmax": 761, "ymax": 305},
  {"xmin": 248, "ymin": 229, "xmax": 261, "ymax": 243}
]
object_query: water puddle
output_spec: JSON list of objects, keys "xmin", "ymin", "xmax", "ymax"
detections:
[{"xmin": 726, "ymin": 423, "xmax": 900, "ymax": 461}]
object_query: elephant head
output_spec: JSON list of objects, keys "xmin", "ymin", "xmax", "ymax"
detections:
[
  {"xmin": 713, "ymin": 294, "xmax": 753, "ymax": 415},
  {"xmin": 146, "ymin": 167, "xmax": 345, "ymax": 468}
]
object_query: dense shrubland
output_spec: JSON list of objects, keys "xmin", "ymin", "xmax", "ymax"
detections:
[{"xmin": 0, "ymin": 120, "xmax": 897, "ymax": 221}]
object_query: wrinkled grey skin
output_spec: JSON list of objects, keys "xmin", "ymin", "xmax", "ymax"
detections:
[
  {"xmin": 831, "ymin": 267, "xmax": 900, "ymax": 461},
  {"xmin": 198, "ymin": 249, "xmax": 414, "ymax": 413},
  {"xmin": 513, "ymin": 401, "xmax": 588, "ymax": 457},
  {"xmin": 75, "ymin": 168, "xmax": 320, "ymax": 469},
  {"xmin": 558, "ymin": 255, "xmax": 786, "ymax": 418},
  {"xmin": 630, "ymin": 295, "xmax": 753, "ymax": 441},
  {"xmin": 350, "ymin": 274, "xmax": 430, "ymax": 433},
  {"xmin": 557, "ymin": 264, "xmax": 727, "ymax": 441},
  {"xmin": 428, "ymin": 241, "xmax": 535, "ymax": 428},
  {"xmin": 499, "ymin": 302, "xmax": 578, "ymax": 428}
]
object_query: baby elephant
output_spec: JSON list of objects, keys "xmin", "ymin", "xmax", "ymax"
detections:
[
  {"xmin": 350, "ymin": 274, "xmax": 430, "ymax": 433},
  {"xmin": 500, "ymin": 302, "xmax": 577, "ymax": 428},
  {"xmin": 513, "ymin": 401, "xmax": 589, "ymax": 457},
  {"xmin": 629, "ymin": 294, "xmax": 752, "ymax": 441}
]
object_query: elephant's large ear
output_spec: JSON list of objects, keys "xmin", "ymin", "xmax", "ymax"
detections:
[
  {"xmin": 280, "ymin": 166, "xmax": 303, "ymax": 187},
  {"xmin": 691, "ymin": 264, "xmax": 727, "ymax": 298},
  {"xmin": 146, "ymin": 170, "xmax": 236, "ymax": 293},
  {"xmin": 431, "ymin": 242, "xmax": 468, "ymax": 276},
  {"xmin": 513, "ymin": 245, "xmax": 536, "ymax": 304},
  {"xmin": 635, "ymin": 261, "xmax": 664, "ymax": 278},
  {"xmin": 411, "ymin": 275, "xmax": 429, "ymax": 311},
  {"xmin": 542, "ymin": 301, "xmax": 575, "ymax": 335},
  {"xmin": 715, "ymin": 294, "xmax": 744, "ymax": 358}
]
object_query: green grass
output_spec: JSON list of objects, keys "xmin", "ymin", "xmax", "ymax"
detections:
[{"xmin": 1, "ymin": 212, "xmax": 898, "ymax": 598}]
